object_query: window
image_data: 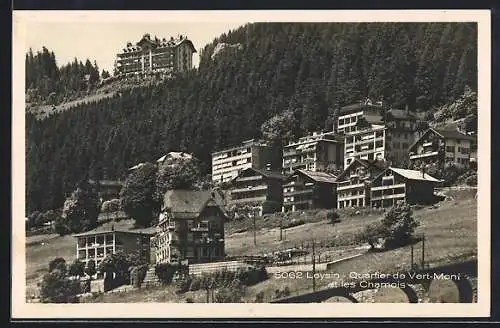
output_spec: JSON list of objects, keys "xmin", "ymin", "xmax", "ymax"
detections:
[
  {"xmin": 446, "ymin": 146, "xmax": 455, "ymax": 153},
  {"xmin": 200, "ymin": 247, "xmax": 209, "ymax": 257},
  {"xmin": 402, "ymin": 143, "xmax": 409, "ymax": 150},
  {"xmin": 186, "ymin": 247, "xmax": 194, "ymax": 258},
  {"xmin": 187, "ymin": 233, "xmax": 193, "ymax": 242},
  {"xmin": 187, "ymin": 220, "xmax": 193, "ymax": 229},
  {"xmin": 393, "ymin": 142, "xmax": 400, "ymax": 149}
]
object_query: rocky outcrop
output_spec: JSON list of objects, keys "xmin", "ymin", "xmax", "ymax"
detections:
[{"xmin": 211, "ymin": 43, "xmax": 243, "ymax": 60}]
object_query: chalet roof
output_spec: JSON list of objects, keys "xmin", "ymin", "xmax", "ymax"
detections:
[
  {"xmin": 336, "ymin": 158, "xmax": 386, "ymax": 181},
  {"xmin": 389, "ymin": 167, "xmax": 441, "ymax": 182},
  {"xmin": 72, "ymin": 229, "xmax": 154, "ymax": 238},
  {"xmin": 339, "ymin": 102, "xmax": 384, "ymax": 115},
  {"xmin": 295, "ymin": 169, "xmax": 337, "ymax": 184},
  {"xmin": 233, "ymin": 167, "xmax": 285, "ymax": 182},
  {"xmin": 128, "ymin": 162, "xmax": 145, "ymax": 171},
  {"xmin": 162, "ymin": 189, "xmax": 213, "ymax": 214},
  {"xmin": 434, "ymin": 128, "xmax": 476, "ymax": 141}
]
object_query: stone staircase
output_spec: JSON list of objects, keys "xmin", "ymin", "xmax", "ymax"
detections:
[{"xmin": 141, "ymin": 265, "xmax": 162, "ymax": 288}]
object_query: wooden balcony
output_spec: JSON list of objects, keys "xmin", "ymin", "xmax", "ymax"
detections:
[
  {"xmin": 409, "ymin": 151, "xmax": 439, "ymax": 160},
  {"xmin": 371, "ymin": 193, "xmax": 406, "ymax": 201},
  {"xmin": 337, "ymin": 182, "xmax": 365, "ymax": 191},
  {"xmin": 371, "ymin": 183, "xmax": 405, "ymax": 191},
  {"xmin": 284, "ymin": 189, "xmax": 312, "ymax": 197}
]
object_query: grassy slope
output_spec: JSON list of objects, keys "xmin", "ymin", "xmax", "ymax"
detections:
[{"xmin": 48, "ymin": 191, "xmax": 477, "ymax": 303}]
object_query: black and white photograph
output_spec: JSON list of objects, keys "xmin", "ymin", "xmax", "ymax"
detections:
[{"xmin": 12, "ymin": 10, "xmax": 490, "ymax": 318}]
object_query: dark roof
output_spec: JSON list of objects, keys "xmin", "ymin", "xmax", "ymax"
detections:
[
  {"xmin": 295, "ymin": 170, "xmax": 337, "ymax": 184},
  {"xmin": 72, "ymin": 229, "xmax": 153, "ymax": 238},
  {"xmin": 162, "ymin": 190, "xmax": 213, "ymax": 214},
  {"xmin": 373, "ymin": 167, "xmax": 441, "ymax": 183},
  {"xmin": 339, "ymin": 103, "xmax": 384, "ymax": 114},
  {"xmin": 434, "ymin": 128, "xmax": 476, "ymax": 141},
  {"xmin": 250, "ymin": 167, "xmax": 286, "ymax": 180},
  {"xmin": 336, "ymin": 158, "xmax": 386, "ymax": 182}
]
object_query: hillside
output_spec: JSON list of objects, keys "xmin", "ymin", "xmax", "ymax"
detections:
[
  {"xmin": 26, "ymin": 190, "xmax": 477, "ymax": 302},
  {"xmin": 25, "ymin": 22, "xmax": 477, "ymax": 214}
]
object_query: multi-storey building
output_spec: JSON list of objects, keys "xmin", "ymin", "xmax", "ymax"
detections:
[
  {"xmin": 211, "ymin": 139, "xmax": 281, "ymax": 184},
  {"xmin": 408, "ymin": 128, "xmax": 477, "ymax": 170},
  {"xmin": 282, "ymin": 131, "xmax": 344, "ymax": 175},
  {"xmin": 337, "ymin": 100, "xmax": 386, "ymax": 134},
  {"xmin": 341, "ymin": 103, "xmax": 419, "ymax": 167},
  {"xmin": 229, "ymin": 167, "xmax": 284, "ymax": 215},
  {"xmin": 155, "ymin": 190, "xmax": 226, "ymax": 264},
  {"xmin": 336, "ymin": 158, "xmax": 386, "ymax": 209},
  {"xmin": 73, "ymin": 230, "xmax": 153, "ymax": 268},
  {"xmin": 88, "ymin": 179, "xmax": 124, "ymax": 202},
  {"xmin": 114, "ymin": 33, "xmax": 196, "ymax": 76},
  {"xmin": 282, "ymin": 169, "xmax": 337, "ymax": 212},
  {"xmin": 370, "ymin": 167, "xmax": 440, "ymax": 208}
]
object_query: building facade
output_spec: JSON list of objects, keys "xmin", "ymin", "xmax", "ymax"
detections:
[
  {"xmin": 370, "ymin": 167, "xmax": 440, "ymax": 208},
  {"xmin": 114, "ymin": 34, "xmax": 196, "ymax": 76},
  {"xmin": 282, "ymin": 132, "xmax": 344, "ymax": 175},
  {"xmin": 336, "ymin": 158, "xmax": 386, "ymax": 209},
  {"xmin": 342, "ymin": 107, "xmax": 418, "ymax": 168},
  {"xmin": 337, "ymin": 100, "xmax": 386, "ymax": 134},
  {"xmin": 73, "ymin": 230, "xmax": 153, "ymax": 268},
  {"xmin": 408, "ymin": 128, "xmax": 477, "ymax": 170},
  {"xmin": 211, "ymin": 139, "xmax": 281, "ymax": 184},
  {"xmin": 229, "ymin": 167, "xmax": 284, "ymax": 215},
  {"xmin": 155, "ymin": 190, "xmax": 226, "ymax": 264},
  {"xmin": 282, "ymin": 169, "xmax": 337, "ymax": 212}
]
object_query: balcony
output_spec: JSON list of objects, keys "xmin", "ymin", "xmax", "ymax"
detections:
[
  {"xmin": 191, "ymin": 226, "xmax": 209, "ymax": 232},
  {"xmin": 337, "ymin": 194, "xmax": 366, "ymax": 202},
  {"xmin": 230, "ymin": 196, "xmax": 267, "ymax": 204},
  {"xmin": 371, "ymin": 193, "xmax": 406, "ymax": 201},
  {"xmin": 371, "ymin": 183, "xmax": 406, "ymax": 191},
  {"xmin": 409, "ymin": 151, "xmax": 439, "ymax": 160},
  {"xmin": 231, "ymin": 185, "xmax": 268, "ymax": 194},
  {"xmin": 236, "ymin": 176, "xmax": 263, "ymax": 182},
  {"xmin": 337, "ymin": 182, "xmax": 365, "ymax": 191},
  {"xmin": 284, "ymin": 189, "xmax": 312, "ymax": 197}
]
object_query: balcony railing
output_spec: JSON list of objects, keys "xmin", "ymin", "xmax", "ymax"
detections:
[
  {"xmin": 371, "ymin": 183, "xmax": 406, "ymax": 192},
  {"xmin": 371, "ymin": 193, "xmax": 406, "ymax": 201},
  {"xmin": 191, "ymin": 227, "xmax": 209, "ymax": 232},
  {"xmin": 337, "ymin": 182, "xmax": 365, "ymax": 191},
  {"xmin": 230, "ymin": 196, "xmax": 267, "ymax": 204},
  {"xmin": 409, "ymin": 151, "xmax": 439, "ymax": 160},
  {"xmin": 231, "ymin": 185, "xmax": 268, "ymax": 194},
  {"xmin": 283, "ymin": 189, "xmax": 312, "ymax": 197},
  {"xmin": 337, "ymin": 194, "xmax": 366, "ymax": 201}
]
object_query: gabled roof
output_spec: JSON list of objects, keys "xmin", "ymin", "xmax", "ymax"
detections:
[
  {"xmin": 232, "ymin": 167, "xmax": 285, "ymax": 183},
  {"xmin": 294, "ymin": 169, "xmax": 337, "ymax": 184},
  {"xmin": 339, "ymin": 103, "xmax": 384, "ymax": 115},
  {"xmin": 128, "ymin": 162, "xmax": 146, "ymax": 171},
  {"xmin": 73, "ymin": 229, "xmax": 154, "ymax": 238},
  {"xmin": 336, "ymin": 158, "xmax": 386, "ymax": 182},
  {"xmin": 434, "ymin": 128, "xmax": 476, "ymax": 141},
  {"xmin": 387, "ymin": 109, "xmax": 418, "ymax": 120},
  {"xmin": 408, "ymin": 127, "xmax": 476, "ymax": 152},
  {"xmin": 387, "ymin": 167, "xmax": 441, "ymax": 182},
  {"xmin": 162, "ymin": 190, "xmax": 215, "ymax": 215},
  {"xmin": 157, "ymin": 151, "xmax": 193, "ymax": 164}
]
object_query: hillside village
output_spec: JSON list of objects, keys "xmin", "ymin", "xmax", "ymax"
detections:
[{"xmin": 25, "ymin": 24, "xmax": 479, "ymax": 304}]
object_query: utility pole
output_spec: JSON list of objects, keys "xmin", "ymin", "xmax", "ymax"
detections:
[
  {"xmin": 253, "ymin": 207, "xmax": 257, "ymax": 246},
  {"xmin": 421, "ymin": 233, "xmax": 425, "ymax": 270},
  {"xmin": 312, "ymin": 239, "xmax": 316, "ymax": 292}
]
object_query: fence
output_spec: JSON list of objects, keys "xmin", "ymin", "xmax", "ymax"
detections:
[{"xmin": 188, "ymin": 260, "xmax": 250, "ymax": 276}]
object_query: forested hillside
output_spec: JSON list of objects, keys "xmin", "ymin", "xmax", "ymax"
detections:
[{"xmin": 26, "ymin": 22, "xmax": 477, "ymax": 214}]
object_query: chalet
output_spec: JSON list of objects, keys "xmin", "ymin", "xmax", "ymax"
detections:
[
  {"xmin": 336, "ymin": 158, "xmax": 386, "ymax": 209},
  {"xmin": 370, "ymin": 167, "xmax": 441, "ymax": 208},
  {"xmin": 229, "ymin": 166, "xmax": 285, "ymax": 215},
  {"xmin": 73, "ymin": 230, "xmax": 153, "ymax": 268},
  {"xmin": 155, "ymin": 190, "xmax": 226, "ymax": 264},
  {"xmin": 408, "ymin": 128, "xmax": 477, "ymax": 170},
  {"xmin": 282, "ymin": 169, "xmax": 337, "ymax": 212},
  {"xmin": 89, "ymin": 179, "xmax": 124, "ymax": 202}
]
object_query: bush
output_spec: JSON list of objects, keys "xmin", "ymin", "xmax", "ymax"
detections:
[
  {"xmin": 85, "ymin": 260, "xmax": 97, "ymax": 278},
  {"xmin": 39, "ymin": 269, "xmax": 80, "ymax": 303},
  {"xmin": 130, "ymin": 264, "xmax": 149, "ymax": 288},
  {"xmin": 465, "ymin": 174, "xmax": 477, "ymax": 186},
  {"xmin": 235, "ymin": 266, "xmax": 268, "ymax": 286},
  {"xmin": 189, "ymin": 277, "xmax": 202, "ymax": 291},
  {"xmin": 155, "ymin": 263, "xmax": 183, "ymax": 285},
  {"xmin": 326, "ymin": 210, "xmax": 340, "ymax": 224},
  {"xmin": 48, "ymin": 257, "xmax": 67, "ymax": 274},
  {"xmin": 255, "ymin": 291, "xmax": 265, "ymax": 302},
  {"xmin": 357, "ymin": 223, "xmax": 386, "ymax": 250},
  {"xmin": 68, "ymin": 259, "xmax": 85, "ymax": 277},
  {"xmin": 381, "ymin": 203, "xmax": 419, "ymax": 249},
  {"xmin": 174, "ymin": 274, "xmax": 192, "ymax": 294}
]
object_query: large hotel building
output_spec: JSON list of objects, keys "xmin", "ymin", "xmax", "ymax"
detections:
[{"xmin": 114, "ymin": 34, "xmax": 196, "ymax": 76}]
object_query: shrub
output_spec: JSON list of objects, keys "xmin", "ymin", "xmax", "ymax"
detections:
[
  {"xmin": 381, "ymin": 203, "xmax": 419, "ymax": 249},
  {"xmin": 130, "ymin": 264, "xmax": 149, "ymax": 288},
  {"xmin": 39, "ymin": 269, "xmax": 80, "ymax": 303},
  {"xmin": 189, "ymin": 277, "xmax": 202, "ymax": 291},
  {"xmin": 68, "ymin": 259, "xmax": 85, "ymax": 277},
  {"xmin": 326, "ymin": 210, "xmax": 340, "ymax": 224},
  {"xmin": 235, "ymin": 266, "xmax": 268, "ymax": 286},
  {"xmin": 85, "ymin": 260, "xmax": 97, "ymax": 278},
  {"xmin": 357, "ymin": 222, "xmax": 386, "ymax": 250},
  {"xmin": 213, "ymin": 282, "xmax": 245, "ymax": 303},
  {"xmin": 174, "ymin": 274, "xmax": 192, "ymax": 294},
  {"xmin": 48, "ymin": 257, "xmax": 67, "ymax": 274},
  {"xmin": 255, "ymin": 291, "xmax": 265, "ymax": 302},
  {"xmin": 155, "ymin": 263, "xmax": 183, "ymax": 285}
]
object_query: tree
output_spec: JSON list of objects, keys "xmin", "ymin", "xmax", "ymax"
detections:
[
  {"xmin": 68, "ymin": 259, "xmax": 85, "ymax": 278},
  {"xmin": 98, "ymin": 252, "xmax": 131, "ymax": 282},
  {"xmin": 59, "ymin": 180, "xmax": 100, "ymax": 234},
  {"xmin": 84, "ymin": 259, "xmax": 97, "ymax": 278},
  {"xmin": 39, "ymin": 269, "xmax": 80, "ymax": 303},
  {"xmin": 48, "ymin": 257, "xmax": 67, "ymax": 274},
  {"xmin": 155, "ymin": 158, "xmax": 201, "ymax": 200},
  {"xmin": 381, "ymin": 202, "xmax": 419, "ymax": 248},
  {"xmin": 101, "ymin": 70, "xmax": 111, "ymax": 80},
  {"xmin": 120, "ymin": 162, "xmax": 159, "ymax": 228}
]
